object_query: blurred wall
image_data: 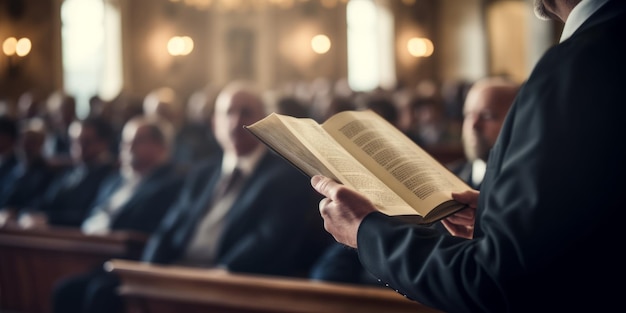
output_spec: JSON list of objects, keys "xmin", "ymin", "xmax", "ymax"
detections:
[
  {"xmin": 0, "ymin": 0, "xmax": 63, "ymax": 112},
  {"xmin": 119, "ymin": 0, "xmax": 350, "ymax": 102},
  {"xmin": 0, "ymin": 0, "xmax": 559, "ymax": 110}
]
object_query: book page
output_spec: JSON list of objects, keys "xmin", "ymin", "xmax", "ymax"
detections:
[
  {"xmin": 322, "ymin": 110, "xmax": 471, "ymax": 218},
  {"xmin": 276, "ymin": 114, "xmax": 418, "ymax": 216},
  {"xmin": 245, "ymin": 113, "xmax": 336, "ymax": 180}
]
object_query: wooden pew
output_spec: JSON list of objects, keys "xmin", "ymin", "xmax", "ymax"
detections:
[
  {"xmin": 107, "ymin": 259, "xmax": 444, "ymax": 313},
  {"xmin": 0, "ymin": 226, "xmax": 148, "ymax": 313}
]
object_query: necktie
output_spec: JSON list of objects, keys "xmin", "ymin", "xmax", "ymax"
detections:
[
  {"xmin": 180, "ymin": 167, "xmax": 244, "ymax": 266},
  {"xmin": 211, "ymin": 167, "xmax": 243, "ymax": 202}
]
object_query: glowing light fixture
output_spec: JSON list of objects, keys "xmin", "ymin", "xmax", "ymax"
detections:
[
  {"xmin": 3, "ymin": 37, "xmax": 31, "ymax": 57},
  {"xmin": 180, "ymin": 36, "xmax": 194, "ymax": 55},
  {"xmin": 15, "ymin": 38, "xmax": 32, "ymax": 57},
  {"xmin": 407, "ymin": 37, "xmax": 434, "ymax": 57},
  {"xmin": 167, "ymin": 36, "xmax": 194, "ymax": 56},
  {"xmin": 311, "ymin": 34, "xmax": 331, "ymax": 54},
  {"xmin": 2, "ymin": 37, "xmax": 17, "ymax": 56}
]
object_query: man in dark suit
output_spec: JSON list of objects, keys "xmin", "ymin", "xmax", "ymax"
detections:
[
  {"xmin": 79, "ymin": 115, "xmax": 185, "ymax": 235},
  {"xmin": 0, "ymin": 116, "xmax": 18, "ymax": 181},
  {"xmin": 17, "ymin": 117, "xmax": 117, "ymax": 227},
  {"xmin": 143, "ymin": 80, "xmax": 323, "ymax": 275},
  {"xmin": 311, "ymin": 1, "xmax": 626, "ymax": 312},
  {"xmin": 0, "ymin": 116, "xmax": 19, "ymax": 225},
  {"xmin": 43, "ymin": 91, "xmax": 78, "ymax": 168},
  {"xmin": 439, "ymin": 77, "xmax": 519, "ymax": 239},
  {"xmin": 448, "ymin": 77, "xmax": 519, "ymax": 190},
  {"xmin": 52, "ymin": 115, "xmax": 185, "ymax": 313},
  {"xmin": 52, "ymin": 82, "xmax": 322, "ymax": 313},
  {"xmin": 0, "ymin": 118, "xmax": 57, "ymax": 215},
  {"xmin": 311, "ymin": 79, "xmax": 518, "ymax": 286}
]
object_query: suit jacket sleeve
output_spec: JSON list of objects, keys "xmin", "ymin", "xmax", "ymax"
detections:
[{"xmin": 356, "ymin": 9, "xmax": 626, "ymax": 312}]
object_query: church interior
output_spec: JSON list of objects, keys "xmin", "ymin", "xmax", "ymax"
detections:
[{"xmin": 0, "ymin": 1, "xmax": 563, "ymax": 313}]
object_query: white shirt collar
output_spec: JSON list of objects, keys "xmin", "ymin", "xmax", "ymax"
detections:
[
  {"xmin": 471, "ymin": 159, "xmax": 487, "ymax": 187},
  {"xmin": 560, "ymin": 0, "xmax": 610, "ymax": 42},
  {"xmin": 221, "ymin": 145, "xmax": 267, "ymax": 177},
  {"xmin": 121, "ymin": 165, "xmax": 144, "ymax": 182}
]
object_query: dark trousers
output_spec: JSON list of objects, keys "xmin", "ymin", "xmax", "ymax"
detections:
[{"xmin": 52, "ymin": 265, "xmax": 123, "ymax": 313}]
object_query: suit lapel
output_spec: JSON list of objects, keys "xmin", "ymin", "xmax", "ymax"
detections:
[
  {"xmin": 214, "ymin": 153, "xmax": 275, "ymax": 255},
  {"xmin": 191, "ymin": 166, "xmax": 223, "ymax": 218},
  {"xmin": 110, "ymin": 163, "xmax": 172, "ymax": 223}
]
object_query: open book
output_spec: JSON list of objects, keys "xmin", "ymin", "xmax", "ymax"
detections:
[{"xmin": 244, "ymin": 110, "xmax": 471, "ymax": 224}]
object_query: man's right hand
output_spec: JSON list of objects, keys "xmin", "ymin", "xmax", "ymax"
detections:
[{"xmin": 311, "ymin": 175, "xmax": 377, "ymax": 248}]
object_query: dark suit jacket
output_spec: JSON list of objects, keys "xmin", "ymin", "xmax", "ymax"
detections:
[
  {"xmin": 356, "ymin": 2, "xmax": 626, "ymax": 312},
  {"xmin": 1, "ymin": 157, "xmax": 57, "ymax": 211},
  {"xmin": 0, "ymin": 153, "xmax": 19, "ymax": 204},
  {"xmin": 41, "ymin": 162, "xmax": 117, "ymax": 227},
  {"xmin": 142, "ymin": 151, "xmax": 322, "ymax": 277},
  {"xmin": 84, "ymin": 162, "xmax": 185, "ymax": 235}
]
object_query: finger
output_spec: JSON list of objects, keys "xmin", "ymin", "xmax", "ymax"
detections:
[
  {"xmin": 442, "ymin": 220, "xmax": 474, "ymax": 239},
  {"xmin": 318, "ymin": 197, "xmax": 332, "ymax": 214},
  {"xmin": 441, "ymin": 219, "xmax": 461, "ymax": 236},
  {"xmin": 445, "ymin": 215, "xmax": 472, "ymax": 224},
  {"xmin": 451, "ymin": 190, "xmax": 480, "ymax": 208},
  {"xmin": 448, "ymin": 207, "xmax": 476, "ymax": 220}
]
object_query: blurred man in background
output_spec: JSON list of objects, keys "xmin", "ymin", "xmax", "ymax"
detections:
[{"xmin": 18, "ymin": 117, "xmax": 117, "ymax": 228}]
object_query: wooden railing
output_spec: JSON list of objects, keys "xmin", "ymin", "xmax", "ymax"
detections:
[
  {"xmin": 106, "ymin": 259, "xmax": 444, "ymax": 313},
  {"xmin": 0, "ymin": 226, "xmax": 148, "ymax": 313}
]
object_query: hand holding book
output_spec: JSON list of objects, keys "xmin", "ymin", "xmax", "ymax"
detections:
[{"xmin": 245, "ymin": 109, "xmax": 472, "ymax": 224}]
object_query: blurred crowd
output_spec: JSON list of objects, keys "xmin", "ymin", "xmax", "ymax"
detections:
[
  {"xmin": 0, "ymin": 77, "xmax": 472, "ymax": 218},
  {"xmin": 0, "ymin": 77, "xmax": 472, "ymax": 261},
  {"xmin": 0, "ymin": 76, "xmax": 515, "ymax": 313}
]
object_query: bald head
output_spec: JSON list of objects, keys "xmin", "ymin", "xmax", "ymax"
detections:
[
  {"xmin": 462, "ymin": 78, "xmax": 519, "ymax": 162},
  {"xmin": 120, "ymin": 116, "xmax": 174, "ymax": 175},
  {"xmin": 213, "ymin": 81, "xmax": 267, "ymax": 156}
]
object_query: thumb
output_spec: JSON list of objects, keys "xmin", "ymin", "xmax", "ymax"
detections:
[{"xmin": 311, "ymin": 175, "xmax": 338, "ymax": 198}]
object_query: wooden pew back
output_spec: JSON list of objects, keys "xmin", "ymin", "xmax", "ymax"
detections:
[
  {"xmin": 0, "ymin": 226, "xmax": 147, "ymax": 313},
  {"xmin": 107, "ymin": 259, "xmax": 443, "ymax": 313}
]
